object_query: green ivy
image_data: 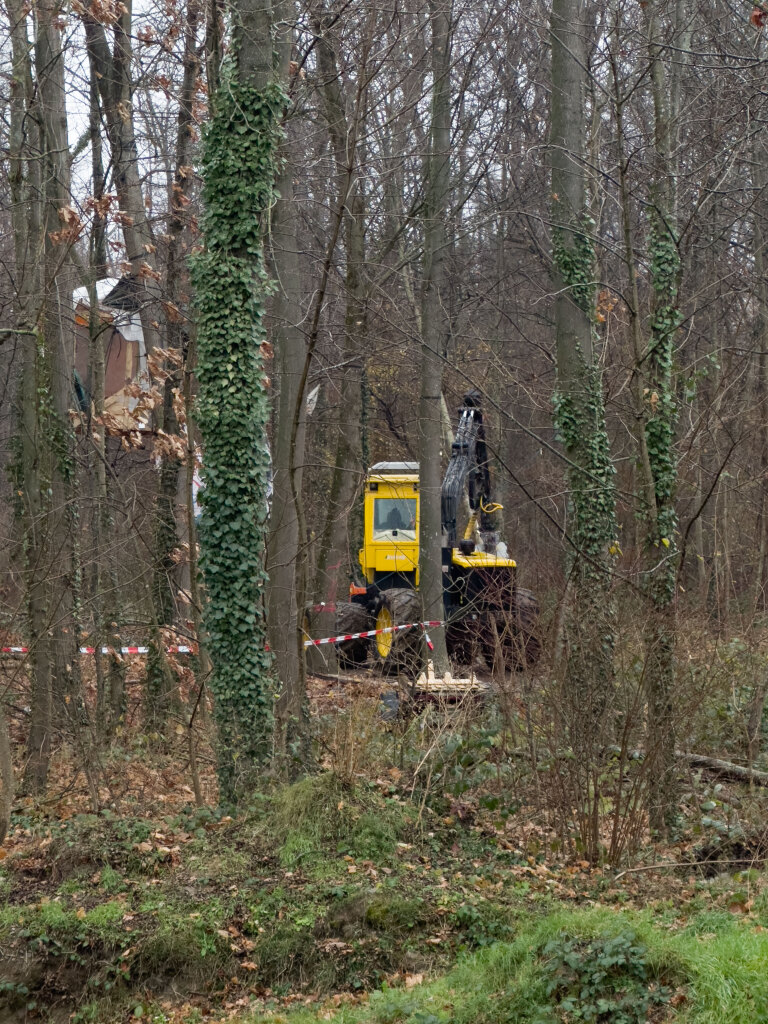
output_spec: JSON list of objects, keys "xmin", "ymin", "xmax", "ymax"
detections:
[
  {"xmin": 552, "ymin": 212, "xmax": 618, "ymax": 712},
  {"xmin": 190, "ymin": 74, "xmax": 286, "ymax": 800},
  {"xmin": 552, "ymin": 215, "xmax": 616, "ymax": 574},
  {"xmin": 553, "ymin": 215, "xmax": 597, "ymax": 316},
  {"xmin": 644, "ymin": 218, "xmax": 681, "ymax": 606}
]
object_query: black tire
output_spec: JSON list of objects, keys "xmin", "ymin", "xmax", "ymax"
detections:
[
  {"xmin": 334, "ymin": 601, "xmax": 372, "ymax": 668},
  {"xmin": 483, "ymin": 587, "xmax": 541, "ymax": 671},
  {"xmin": 374, "ymin": 588, "xmax": 425, "ymax": 677}
]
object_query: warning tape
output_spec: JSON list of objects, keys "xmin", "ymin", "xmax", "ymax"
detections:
[
  {"xmin": 2, "ymin": 622, "xmax": 446, "ymax": 656},
  {"xmin": 303, "ymin": 620, "xmax": 443, "ymax": 648},
  {"xmin": 1, "ymin": 645, "xmax": 194, "ymax": 655}
]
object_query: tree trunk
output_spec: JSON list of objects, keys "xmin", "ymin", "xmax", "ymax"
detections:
[
  {"xmin": 146, "ymin": 0, "xmax": 202, "ymax": 726},
  {"xmin": 83, "ymin": 3, "xmax": 161, "ymax": 354},
  {"xmin": 86, "ymin": 44, "xmax": 114, "ymax": 734},
  {"xmin": 418, "ymin": 0, "xmax": 452, "ymax": 675},
  {"xmin": 640, "ymin": 0, "xmax": 684, "ymax": 835},
  {"xmin": 310, "ymin": 4, "xmax": 366, "ymax": 620},
  {"xmin": 550, "ymin": 0, "xmax": 617, "ymax": 728},
  {"xmin": 7, "ymin": 0, "xmax": 52, "ymax": 795},
  {"xmin": 550, "ymin": 0, "xmax": 618, "ymax": 862},
  {"xmin": 752, "ymin": 126, "xmax": 768, "ymax": 612},
  {"xmin": 83, "ymin": 4, "xmax": 176, "ymax": 717},
  {"xmin": 267, "ymin": 0, "xmax": 315, "ymax": 746},
  {"xmin": 191, "ymin": 0, "xmax": 284, "ymax": 798},
  {"xmin": 40, "ymin": 0, "xmax": 104, "ymax": 806}
]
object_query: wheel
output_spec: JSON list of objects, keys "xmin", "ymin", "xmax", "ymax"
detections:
[
  {"xmin": 482, "ymin": 587, "xmax": 541, "ymax": 672},
  {"xmin": 374, "ymin": 588, "xmax": 425, "ymax": 677},
  {"xmin": 334, "ymin": 601, "xmax": 373, "ymax": 668}
]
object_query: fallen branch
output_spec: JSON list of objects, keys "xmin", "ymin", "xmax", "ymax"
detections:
[
  {"xmin": 678, "ymin": 751, "xmax": 768, "ymax": 787},
  {"xmin": 613, "ymin": 857, "xmax": 763, "ymax": 881}
]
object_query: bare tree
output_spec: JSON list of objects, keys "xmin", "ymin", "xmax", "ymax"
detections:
[{"xmin": 418, "ymin": 0, "xmax": 453, "ymax": 674}]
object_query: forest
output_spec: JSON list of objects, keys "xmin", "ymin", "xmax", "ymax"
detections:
[{"xmin": 3, "ymin": 0, "xmax": 768, "ymax": 1020}]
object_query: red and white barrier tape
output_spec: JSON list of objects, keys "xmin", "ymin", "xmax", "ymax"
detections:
[
  {"xmin": 1, "ymin": 645, "xmax": 194, "ymax": 655},
  {"xmin": 303, "ymin": 620, "xmax": 443, "ymax": 648},
  {"xmin": 2, "ymin": 621, "xmax": 446, "ymax": 656}
]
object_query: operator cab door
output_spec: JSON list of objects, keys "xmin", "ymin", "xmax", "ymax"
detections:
[{"xmin": 360, "ymin": 473, "xmax": 420, "ymax": 587}]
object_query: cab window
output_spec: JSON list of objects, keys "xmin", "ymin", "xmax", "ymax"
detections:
[{"xmin": 373, "ymin": 498, "xmax": 416, "ymax": 539}]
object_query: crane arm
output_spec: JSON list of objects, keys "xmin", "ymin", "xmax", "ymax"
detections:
[{"xmin": 440, "ymin": 390, "xmax": 497, "ymax": 550}]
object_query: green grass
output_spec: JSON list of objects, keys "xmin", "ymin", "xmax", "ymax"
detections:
[
  {"xmin": 270, "ymin": 775, "xmax": 412, "ymax": 872},
  {"xmin": 249, "ymin": 906, "xmax": 768, "ymax": 1024},
  {"xmin": 0, "ymin": 898, "xmax": 125, "ymax": 943}
]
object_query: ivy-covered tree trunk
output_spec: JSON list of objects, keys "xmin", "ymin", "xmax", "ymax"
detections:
[
  {"xmin": 550, "ymin": 0, "xmax": 617, "ymax": 728},
  {"xmin": 0, "ymin": 701, "xmax": 12, "ymax": 846},
  {"xmin": 550, "ymin": 0, "xmax": 618, "ymax": 861},
  {"xmin": 191, "ymin": 2, "xmax": 285, "ymax": 800},
  {"xmin": 640, "ymin": 0, "xmax": 683, "ymax": 834},
  {"xmin": 418, "ymin": 0, "xmax": 452, "ymax": 675}
]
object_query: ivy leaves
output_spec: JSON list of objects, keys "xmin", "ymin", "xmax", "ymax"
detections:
[
  {"xmin": 644, "ymin": 217, "xmax": 681, "ymax": 600},
  {"xmin": 191, "ymin": 74, "xmax": 286, "ymax": 800},
  {"xmin": 553, "ymin": 214, "xmax": 597, "ymax": 317},
  {"xmin": 552, "ymin": 212, "xmax": 617, "ymax": 575},
  {"xmin": 199, "ymin": 79, "xmax": 286, "ymax": 257}
]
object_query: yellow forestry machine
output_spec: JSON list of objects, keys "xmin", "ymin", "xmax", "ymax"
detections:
[{"xmin": 332, "ymin": 391, "xmax": 540, "ymax": 675}]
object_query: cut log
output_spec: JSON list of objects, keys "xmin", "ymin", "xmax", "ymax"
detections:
[{"xmin": 678, "ymin": 751, "xmax": 768, "ymax": 787}]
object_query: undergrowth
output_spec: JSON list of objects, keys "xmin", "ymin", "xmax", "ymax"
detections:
[
  {"xmin": 257, "ymin": 907, "xmax": 768, "ymax": 1024},
  {"xmin": 3, "ymin": 769, "xmax": 768, "ymax": 1022},
  {"xmin": 0, "ymin": 774, "xmax": 479, "ymax": 1019}
]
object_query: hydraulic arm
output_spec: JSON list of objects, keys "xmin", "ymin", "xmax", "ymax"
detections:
[{"xmin": 440, "ymin": 390, "xmax": 498, "ymax": 554}]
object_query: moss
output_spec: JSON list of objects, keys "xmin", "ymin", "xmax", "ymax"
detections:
[
  {"xmin": 57, "ymin": 878, "xmax": 83, "ymax": 895},
  {"xmin": 273, "ymin": 774, "xmax": 350, "ymax": 841},
  {"xmin": 138, "ymin": 913, "xmax": 233, "ymax": 976},
  {"xmin": 80, "ymin": 900, "xmax": 125, "ymax": 932},
  {"xmin": 280, "ymin": 830, "xmax": 322, "ymax": 869},
  {"xmin": 365, "ymin": 896, "xmax": 426, "ymax": 933},
  {"xmin": 98, "ymin": 866, "xmax": 125, "ymax": 893},
  {"xmin": 188, "ymin": 843, "xmax": 250, "ymax": 881}
]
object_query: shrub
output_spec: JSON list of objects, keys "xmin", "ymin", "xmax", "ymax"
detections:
[{"xmin": 540, "ymin": 929, "xmax": 671, "ymax": 1024}]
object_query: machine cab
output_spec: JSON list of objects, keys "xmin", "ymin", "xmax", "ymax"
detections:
[{"xmin": 359, "ymin": 462, "xmax": 420, "ymax": 588}]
